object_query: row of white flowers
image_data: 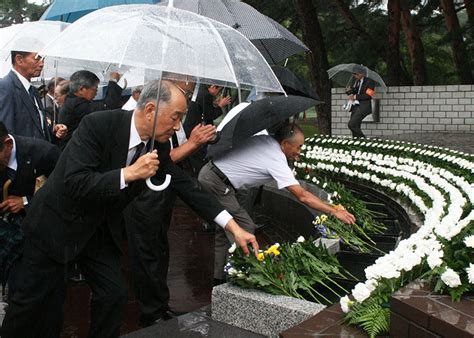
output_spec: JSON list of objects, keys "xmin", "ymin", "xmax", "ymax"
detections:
[
  {"xmin": 309, "ymin": 135, "xmax": 474, "ymax": 174},
  {"xmin": 295, "ymin": 136, "xmax": 473, "ymax": 313}
]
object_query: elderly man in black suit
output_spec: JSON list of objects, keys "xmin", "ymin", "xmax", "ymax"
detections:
[
  {"xmin": 0, "ymin": 122, "xmax": 60, "ymax": 292},
  {"xmin": 0, "ymin": 51, "xmax": 67, "ymax": 142},
  {"xmin": 0, "ymin": 79, "xmax": 258, "ymax": 338}
]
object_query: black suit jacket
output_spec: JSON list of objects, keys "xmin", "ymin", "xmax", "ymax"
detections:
[
  {"xmin": 23, "ymin": 109, "xmax": 225, "ymax": 263},
  {"xmin": 2, "ymin": 135, "xmax": 60, "ymax": 205},
  {"xmin": 350, "ymin": 77, "xmax": 375, "ymax": 114},
  {"xmin": 183, "ymin": 86, "xmax": 223, "ymax": 137},
  {"xmin": 0, "ymin": 71, "xmax": 52, "ymax": 141}
]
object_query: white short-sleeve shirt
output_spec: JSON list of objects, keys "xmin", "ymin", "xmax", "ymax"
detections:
[{"xmin": 214, "ymin": 135, "xmax": 299, "ymax": 190}]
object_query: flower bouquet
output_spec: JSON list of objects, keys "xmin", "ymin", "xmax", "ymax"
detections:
[{"xmin": 226, "ymin": 236, "xmax": 353, "ymax": 304}]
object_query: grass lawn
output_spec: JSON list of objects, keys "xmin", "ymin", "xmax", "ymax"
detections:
[{"xmin": 296, "ymin": 115, "xmax": 319, "ymax": 137}]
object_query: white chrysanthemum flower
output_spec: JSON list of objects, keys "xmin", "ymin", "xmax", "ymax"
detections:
[
  {"xmin": 297, "ymin": 236, "xmax": 305, "ymax": 243},
  {"xmin": 427, "ymin": 251, "xmax": 444, "ymax": 269},
  {"xmin": 228, "ymin": 243, "xmax": 237, "ymax": 254},
  {"xmin": 352, "ymin": 282, "xmax": 371, "ymax": 303},
  {"xmin": 441, "ymin": 268, "xmax": 462, "ymax": 288},
  {"xmin": 466, "ymin": 263, "xmax": 474, "ymax": 284},
  {"xmin": 464, "ymin": 235, "xmax": 474, "ymax": 248},
  {"xmin": 340, "ymin": 295, "xmax": 353, "ymax": 313}
]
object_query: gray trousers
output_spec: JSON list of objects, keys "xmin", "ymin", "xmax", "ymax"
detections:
[{"xmin": 198, "ymin": 162, "xmax": 256, "ymax": 279}]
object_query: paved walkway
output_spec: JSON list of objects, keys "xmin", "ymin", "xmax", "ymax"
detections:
[{"xmin": 384, "ymin": 132, "xmax": 474, "ymax": 154}]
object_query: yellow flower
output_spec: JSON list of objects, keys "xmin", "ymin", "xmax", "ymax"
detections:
[
  {"xmin": 321, "ymin": 215, "xmax": 328, "ymax": 222},
  {"xmin": 257, "ymin": 253, "xmax": 265, "ymax": 261},
  {"xmin": 265, "ymin": 244, "xmax": 281, "ymax": 256}
]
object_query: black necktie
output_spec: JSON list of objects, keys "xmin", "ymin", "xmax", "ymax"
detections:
[
  {"xmin": 28, "ymin": 86, "xmax": 37, "ymax": 105},
  {"xmin": 354, "ymin": 81, "xmax": 360, "ymax": 92},
  {"xmin": 171, "ymin": 133, "xmax": 179, "ymax": 149},
  {"xmin": 6, "ymin": 168, "xmax": 16, "ymax": 181},
  {"xmin": 130, "ymin": 142, "xmax": 145, "ymax": 166},
  {"xmin": 28, "ymin": 86, "xmax": 44, "ymax": 132}
]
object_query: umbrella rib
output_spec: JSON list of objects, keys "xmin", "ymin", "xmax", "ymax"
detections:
[{"xmin": 202, "ymin": 18, "xmax": 240, "ymax": 95}]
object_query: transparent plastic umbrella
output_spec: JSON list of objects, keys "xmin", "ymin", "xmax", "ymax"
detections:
[
  {"xmin": 40, "ymin": 3, "xmax": 284, "ymax": 191},
  {"xmin": 39, "ymin": 4, "xmax": 284, "ymax": 94},
  {"xmin": 327, "ymin": 63, "xmax": 387, "ymax": 93},
  {"xmin": 0, "ymin": 21, "xmax": 70, "ymax": 77}
]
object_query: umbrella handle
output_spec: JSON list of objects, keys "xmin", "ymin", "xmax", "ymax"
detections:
[
  {"xmin": 3, "ymin": 179, "xmax": 11, "ymax": 201},
  {"xmin": 207, "ymin": 131, "xmax": 221, "ymax": 145},
  {"xmin": 146, "ymin": 174, "xmax": 171, "ymax": 191}
]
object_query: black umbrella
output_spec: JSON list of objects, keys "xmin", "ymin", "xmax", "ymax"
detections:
[
  {"xmin": 207, "ymin": 95, "xmax": 320, "ymax": 158},
  {"xmin": 271, "ymin": 65, "xmax": 319, "ymax": 100},
  {"xmin": 159, "ymin": 0, "xmax": 308, "ymax": 64}
]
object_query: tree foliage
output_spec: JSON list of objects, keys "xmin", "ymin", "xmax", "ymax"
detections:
[
  {"xmin": 0, "ymin": 0, "xmax": 50, "ymax": 27},
  {"xmin": 245, "ymin": 0, "xmax": 473, "ymax": 86}
]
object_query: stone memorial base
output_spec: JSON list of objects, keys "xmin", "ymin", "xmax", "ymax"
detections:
[
  {"xmin": 211, "ymin": 284, "xmax": 326, "ymax": 337},
  {"xmin": 211, "ymin": 239, "xmax": 338, "ymax": 337}
]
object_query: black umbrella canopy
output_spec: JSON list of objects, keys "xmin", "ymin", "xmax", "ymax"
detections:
[
  {"xmin": 271, "ymin": 65, "xmax": 319, "ymax": 100},
  {"xmin": 159, "ymin": 0, "xmax": 308, "ymax": 64},
  {"xmin": 207, "ymin": 95, "xmax": 319, "ymax": 158}
]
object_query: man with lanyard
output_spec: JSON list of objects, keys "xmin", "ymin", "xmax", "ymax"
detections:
[{"xmin": 346, "ymin": 64, "xmax": 375, "ymax": 138}]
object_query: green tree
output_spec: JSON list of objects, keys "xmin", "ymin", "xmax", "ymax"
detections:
[{"xmin": 0, "ymin": 0, "xmax": 49, "ymax": 27}]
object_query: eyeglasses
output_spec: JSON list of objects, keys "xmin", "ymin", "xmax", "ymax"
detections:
[{"xmin": 174, "ymin": 83, "xmax": 193, "ymax": 101}]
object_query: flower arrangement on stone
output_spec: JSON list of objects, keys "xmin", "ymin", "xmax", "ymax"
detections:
[
  {"xmin": 226, "ymin": 237, "xmax": 351, "ymax": 304},
  {"xmin": 309, "ymin": 180, "xmax": 387, "ymax": 253},
  {"xmin": 296, "ymin": 135, "xmax": 473, "ymax": 338}
]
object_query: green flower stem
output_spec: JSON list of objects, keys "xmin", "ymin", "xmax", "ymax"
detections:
[{"xmin": 301, "ymin": 280, "xmax": 332, "ymax": 304}]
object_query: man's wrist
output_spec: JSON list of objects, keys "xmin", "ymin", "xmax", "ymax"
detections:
[{"xmin": 122, "ymin": 167, "xmax": 135, "ymax": 185}]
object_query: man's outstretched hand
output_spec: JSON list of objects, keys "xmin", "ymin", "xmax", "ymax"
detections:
[{"xmin": 225, "ymin": 219, "xmax": 259, "ymax": 257}]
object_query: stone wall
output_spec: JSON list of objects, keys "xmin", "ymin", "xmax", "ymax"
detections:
[{"xmin": 331, "ymin": 85, "xmax": 474, "ymax": 137}]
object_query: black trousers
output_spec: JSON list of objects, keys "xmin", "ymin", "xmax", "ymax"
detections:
[
  {"xmin": 1, "ymin": 229, "xmax": 127, "ymax": 338},
  {"xmin": 348, "ymin": 105, "xmax": 371, "ymax": 138},
  {"xmin": 124, "ymin": 187, "xmax": 175, "ymax": 323}
]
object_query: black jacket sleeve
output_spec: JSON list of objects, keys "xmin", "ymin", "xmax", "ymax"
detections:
[
  {"xmin": 104, "ymin": 81, "xmax": 124, "ymax": 110},
  {"xmin": 151, "ymin": 142, "xmax": 225, "ymax": 222}
]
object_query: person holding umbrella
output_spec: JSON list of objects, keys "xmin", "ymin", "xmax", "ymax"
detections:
[
  {"xmin": 345, "ymin": 64, "xmax": 376, "ymax": 138},
  {"xmin": 199, "ymin": 98, "xmax": 356, "ymax": 285},
  {"xmin": 0, "ymin": 79, "xmax": 259, "ymax": 338}
]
